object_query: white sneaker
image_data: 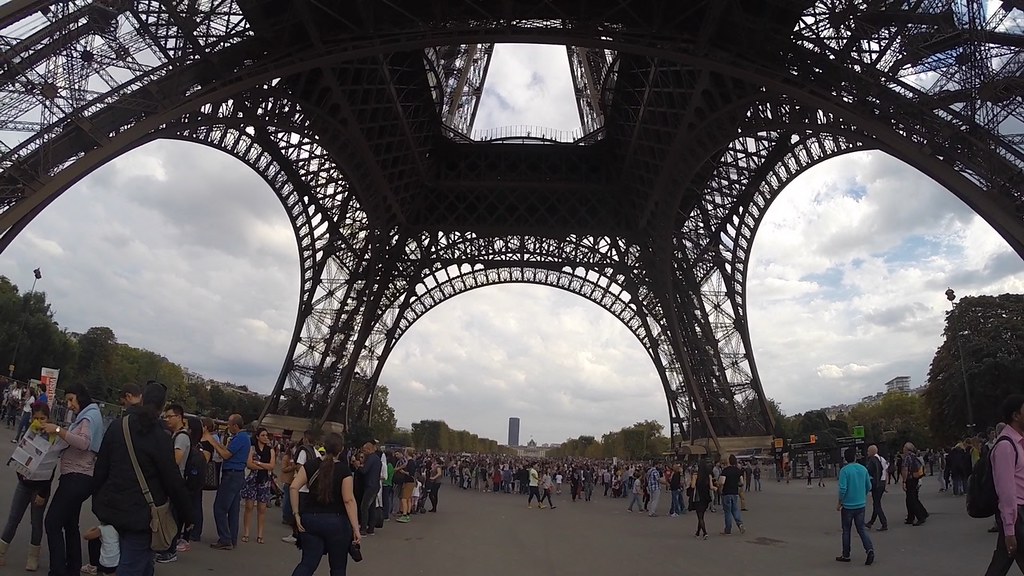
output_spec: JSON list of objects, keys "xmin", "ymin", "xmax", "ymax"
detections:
[{"xmin": 281, "ymin": 535, "xmax": 296, "ymax": 544}]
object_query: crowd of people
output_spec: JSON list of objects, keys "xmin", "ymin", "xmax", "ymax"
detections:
[{"xmin": 0, "ymin": 378, "xmax": 1021, "ymax": 575}]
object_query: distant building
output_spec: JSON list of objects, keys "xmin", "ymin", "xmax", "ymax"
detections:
[
  {"xmin": 516, "ymin": 438, "xmax": 546, "ymax": 458},
  {"xmin": 884, "ymin": 376, "xmax": 911, "ymax": 394},
  {"xmin": 508, "ymin": 417, "xmax": 520, "ymax": 447}
]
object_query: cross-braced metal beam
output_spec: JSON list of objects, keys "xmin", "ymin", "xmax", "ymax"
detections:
[{"xmin": 1, "ymin": 1, "xmax": 1024, "ymax": 450}]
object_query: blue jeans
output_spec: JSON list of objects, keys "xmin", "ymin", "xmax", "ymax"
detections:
[
  {"xmin": 670, "ymin": 489, "xmax": 686, "ymax": 514},
  {"xmin": 14, "ymin": 412, "xmax": 30, "ymax": 440},
  {"xmin": 291, "ymin": 513, "xmax": 352, "ymax": 576},
  {"xmin": 627, "ymin": 492, "xmax": 642, "ymax": 511},
  {"xmin": 118, "ymin": 530, "xmax": 155, "ymax": 576},
  {"xmin": 722, "ymin": 494, "xmax": 743, "ymax": 533},
  {"xmin": 282, "ymin": 481, "xmax": 293, "ymax": 523},
  {"xmin": 841, "ymin": 506, "xmax": 873, "ymax": 558},
  {"xmin": 1, "ymin": 480, "xmax": 45, "ymax": 545},
  {"xmin": 214, "ymin": 470, "xmax": 244, "ymax": 546}
]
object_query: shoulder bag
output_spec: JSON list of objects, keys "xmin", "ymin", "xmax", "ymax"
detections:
[{"xmin": 122, "ymin": 417, "xmax": 178, "ymax": 551}]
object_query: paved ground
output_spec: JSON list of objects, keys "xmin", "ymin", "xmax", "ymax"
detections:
[{"xmin": 0, "ymin": 423, "xmax": 1007, "ymax": 575}]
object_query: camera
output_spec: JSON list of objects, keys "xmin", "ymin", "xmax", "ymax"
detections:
[{"xmin": 349, "ymin": 542, "xmax": 362, "ymax": 562}]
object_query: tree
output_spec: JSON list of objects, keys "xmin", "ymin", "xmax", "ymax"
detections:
[
  {"xmin": 924, "ymin": 294, "xmax": 1024, "ymax": 446},
  {"xmin": 369, "ymin": 385, "xmax": 398, "ymax": 441},
  {"xmin": 75, "ymin": 327, "xmax": 118, "ymax": 400},
  {"xmin": 0, "ymin": 278, "xmax": 77, "ymax": 381},
  {"xmin": 849, "ymin": 392, "xmax": 932, "ymax": 454}
]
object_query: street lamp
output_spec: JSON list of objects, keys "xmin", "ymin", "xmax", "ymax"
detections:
[
  {"xmin": 8, "ymin": 268, "xmax": 42, "ymax": 378},
  {"xmin": 945, "ymin": 288, "xmax": 975, "ymax": 434}
]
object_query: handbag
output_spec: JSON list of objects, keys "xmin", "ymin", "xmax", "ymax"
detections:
[
  {"xmin": 122, "ymin": 417, "xmax": 178, "ymax": 551},
  {"xmin": 203, "ymin": 460, "xmax": 221, "ymax": 491}
]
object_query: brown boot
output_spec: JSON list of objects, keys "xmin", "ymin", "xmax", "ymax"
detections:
[
  {"xmin": 0, "ymin": 539, "xmax": 8, "ymax": 566},
  {"xmin": 25, "ymin": 544, "xmax": 39, "ymax": 571}
]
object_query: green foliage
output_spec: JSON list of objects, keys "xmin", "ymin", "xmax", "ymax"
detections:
[
  {"xmin": 369, "ymin": 385, "xmax": 398, "ymax": 441},
  {"xmin": 0, "ymin": 276, "xmax": 265, "ymax": 421},
  {"xmin": 0, "ymin": 278, "xmax": 78, "ymax": 381},
  {"xmin": 548, "ymin": 420, "xmax": 671, "ymax": 459},
  {"xmin": 924, "ymin": 294, "xmax": 1024, "ymax": 446},
  {"xmin": 848, "ymin": 392, "xmax": 932, "ymax": 453},
  {"xmin": 409, "ymin": 419, "xmax": 507, "ymax": 453}
]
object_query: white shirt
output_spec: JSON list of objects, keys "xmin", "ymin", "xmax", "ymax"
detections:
[{"xmin": 98, "ymin": 524, "xmax": 120, "ymax": 568}]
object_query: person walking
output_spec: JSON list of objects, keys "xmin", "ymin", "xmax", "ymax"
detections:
[
  {"xmin": 983, "ymin": 394, "xmax": 1024, "ymax": 575},
  {"xmin": 718, "ymin": 455, "xmax": 745, "ymax": 535},
  {"xmin": 42, "ymin": 383, "xmax": 103, "ymax": 576},
  {"xmin": 204, "ymin": 414, "xmax": 251, "ymax": 549},
  {"xmin": 691, "ymin": 462, "xmax": 714, "ymax": 540},
  {"xmin": 836, "ymin": 447, "xmax": 875, "ymax": 565},
  {"xmin": 901, "ymin": 442, "xmax": 929, "ymax": 526},
  {"xmin": 91, "ymin": 381, "xmax": 192, "ymax": 575},
  {"xmin": 865, "ymin": 444, "xmax": 888, "ymax": 531},
  {"xmin": 288, "ymin": 433, "xmax": 360, "ymax": 576}
]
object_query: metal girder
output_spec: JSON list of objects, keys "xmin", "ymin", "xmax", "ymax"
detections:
[{"xmin": 2, "ymin": 0, "xmax": 1024, "ymax": 447}]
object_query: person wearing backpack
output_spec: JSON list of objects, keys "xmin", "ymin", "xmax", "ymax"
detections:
[
  {"xmin": 983, "ymin": 394, "xmax": 1024, "ymax": 575},
  {"xmin": 155, "ymin": 404, "xmax": 191, "ymax": 563},
  {"xmin": 900, "ymin": 442, "xmax": 929, "ymax": 526}
]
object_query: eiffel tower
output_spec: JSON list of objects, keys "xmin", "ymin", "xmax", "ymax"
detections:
[{"xmin": 1, "ymin": 1, "xmax": 1023, "ymax": 453}]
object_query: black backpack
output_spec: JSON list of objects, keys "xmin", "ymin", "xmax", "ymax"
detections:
[
  {"xmin": 967, "ymin": 436, "xmax": 1018, "ymax": 518},
  {"xmin": 174, "ymin": 432, "xmax": 209, "ymax": 492}
]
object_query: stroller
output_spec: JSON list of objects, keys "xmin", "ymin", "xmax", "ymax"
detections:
[{"xmin": 269, "ymin": 473, "xmax": 284, "ymax": 507}]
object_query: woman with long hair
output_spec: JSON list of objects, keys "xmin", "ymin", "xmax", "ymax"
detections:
[
  {"xmin": 289, "ymin": 433, "xmax": 360, "ymax": 576},
  {"xmin": 179, "ymin": 416, "xmax": 209, "ymax": 549},
  {"xmin": 241, "ymin": 427, "xmax": 276, "ymax": 544},
  {"xmin": 42, "ymin": 382, "xmax": 103, "ymax": 576},
  {"xmin": 690, "ymin": 460, "xmax": 714, "ymax": 540},
  {"xmin": 0, "ymin": 402, "xmax": 53, "ymax": 570}
]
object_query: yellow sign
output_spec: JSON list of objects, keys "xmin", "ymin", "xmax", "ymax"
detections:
[{"xmin": 773, "ymin": 438, "xmax": 784, "ymax": 449}]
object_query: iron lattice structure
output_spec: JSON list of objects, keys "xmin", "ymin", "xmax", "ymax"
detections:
[{"xmin": 1, "ymin": 1, "xmax": 1024, "ymax": 450}]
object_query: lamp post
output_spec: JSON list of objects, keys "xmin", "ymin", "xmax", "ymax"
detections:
[
  {"xmin": 945, "ymin": 288, "xmax": 975, "ymax": 434},
  {"xmin": 8, "ymin": 268, "xmax": 42, "ymax": 378}
]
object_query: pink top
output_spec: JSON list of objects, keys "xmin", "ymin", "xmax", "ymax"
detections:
[
  {"xmin": 992, "ymin": 425, "xmax": 1024, "ymax": 536},
  {"xmin": 59, "ymin": 418, "xmax": 96, "ymax": 477}
]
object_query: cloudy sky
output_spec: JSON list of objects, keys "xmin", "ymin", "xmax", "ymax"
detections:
[{"xmin": 2, "ymin": 44, "xmax": 1023, "ymax": 445}]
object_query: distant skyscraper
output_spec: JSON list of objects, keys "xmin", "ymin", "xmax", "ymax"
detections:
[{"xmin": 508, "ymin": 417, "xmax": 520, "ymax": 447}]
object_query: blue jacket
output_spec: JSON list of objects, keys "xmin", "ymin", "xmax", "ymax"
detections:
[
  {"xmin": 838, "ymin": 462, "xmax": 872, "ymax": 509},
  {"xmin": 72, "ymin": 403, "xmax": 104, "ymax": 454}
]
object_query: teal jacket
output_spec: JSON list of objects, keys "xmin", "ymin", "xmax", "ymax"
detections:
[{"xmin": 838, "ymin": 462, "xmax": 872, "ymax": 509}]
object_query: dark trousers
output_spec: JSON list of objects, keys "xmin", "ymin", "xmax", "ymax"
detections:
[
  {"xmin": 118, "ymin": 530, "xmax": 154, "ymax": 576},
  {"xmin": 359, "ymin": 486, "xmax": 378, "ymax": 531},
  {"xmin": 291, "ymin": 513, "xmax": 352, "ymax": 576},
  {"xmin": 381, "ymin": 486, "xmax": 393, "ymax": 519},
  {"xmin": 904, "ymin": 477, "xmax": 928, "ymax": 523},
  {"xmin": 184, "ymin": 489, "xmax": 203, "ymax": 542},
  {"xmin": 867, "ymin": 487, "xmax": 887, "ymax": 528},
  {"xmin": 213, "ymin": 469, "xmax": 244, "ymax": 546},
  {"xmin": 985, "ymin": 506, "xmax": 1024, "ymax": 576},
  {"xmin": 44, "ymin": 472, "xmax": 93, "ymax": 576},
  {"xmin": 840, "ymin": 506, "xmax": 874, "ymax": 558},
  {"xmin": 428, "ymin": 482, "xmax": 440, "ymax": 511}
]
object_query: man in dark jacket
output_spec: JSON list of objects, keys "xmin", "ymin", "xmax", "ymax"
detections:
[
  {"xmin": 359, "ymin": 439, "xmax": 382, "ymax": 536},
  {"xmin": 92, "ymin": 382, "xmax": 192, "ymax": 576},
  {"xmin": 865, "ymin": 444, "xmax": 888, "ymax": 531}
]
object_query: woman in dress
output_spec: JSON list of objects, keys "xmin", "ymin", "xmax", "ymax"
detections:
[
  {"xmin": 0, "ymin": 402, "xmax": 53, "ymax": 570},
  {"xmin": 42, "ymin": 382, "xmax": 103, "ymax": 576},
  {"xmin": 241, "ymin": 427, "xmax": 276, "ymax": 544},
  {"xmin": 289, "ymin": 433, "xmax": 360, "ymax": 576},
  {"xmin": 690, "ymin": 461, "xmax": 715, "ymax": 540}
]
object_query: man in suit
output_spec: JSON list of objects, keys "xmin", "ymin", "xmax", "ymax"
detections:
[{"xmin": 865, "ymin": 444, "xmax": 888, "ymax": 531}]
